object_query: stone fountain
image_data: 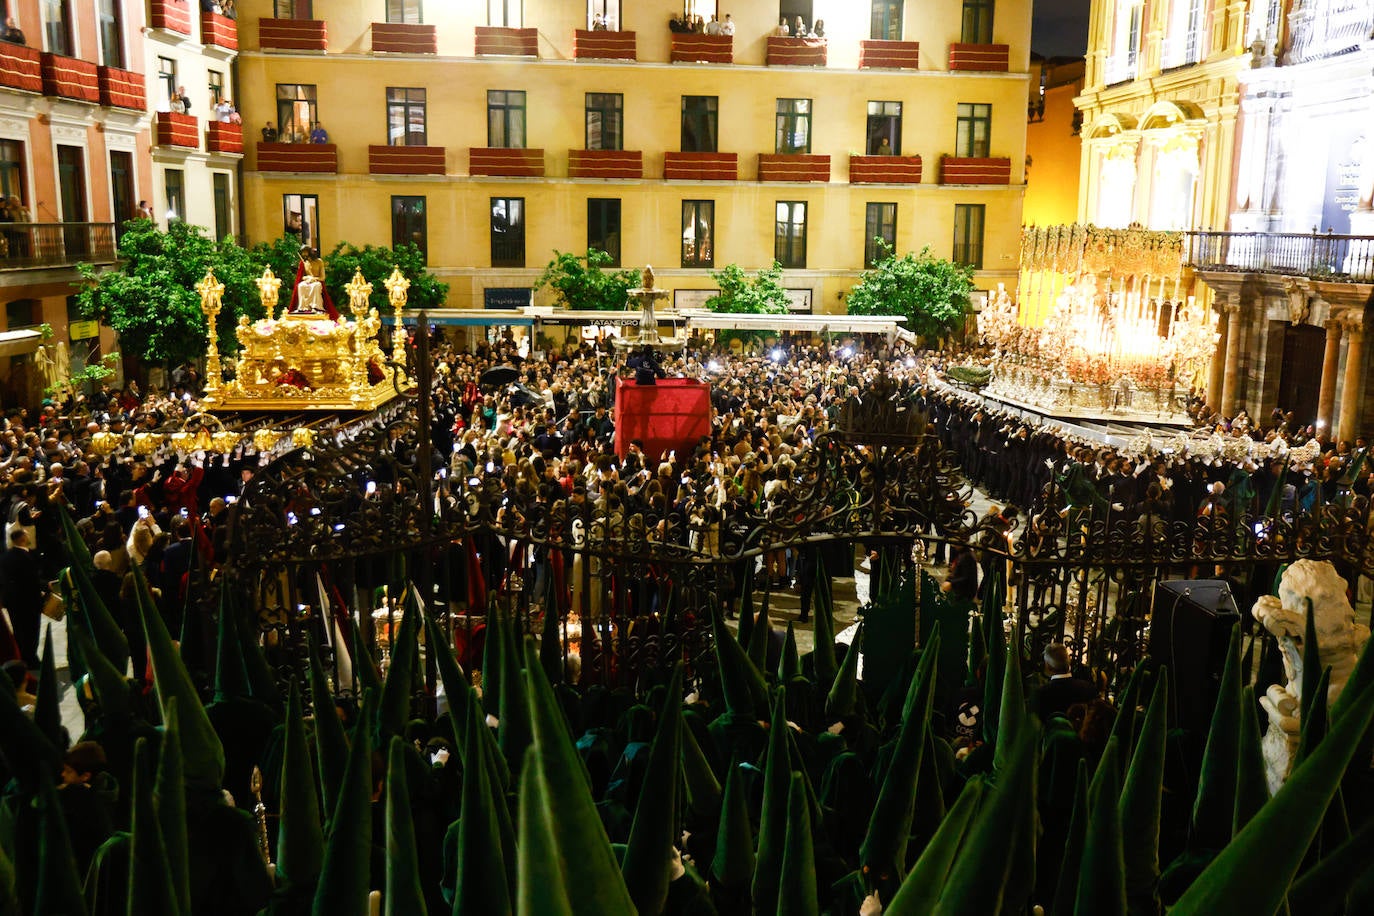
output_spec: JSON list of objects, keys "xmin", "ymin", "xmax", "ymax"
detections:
[{"xmin": 613, "ymin": 264, "xmax": 686, "ymax": 352}]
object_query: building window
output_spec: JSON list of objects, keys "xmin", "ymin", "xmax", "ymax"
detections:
[
  {"xmin": 387, "ymin": 88, "xmax": 427, "ymax": 146},
  {"xmin": 681, "ymin": 96, "xmax": 718, "ymax": 153},
  {"xmin": 277, "ymin": 85, "xmax": 318, "ymax": 144},
  {"xmin": 774, "ymin": 201, "xmax": 807, "ymax": 269},
  {"xmin": 157, "ymin": 57, "xmax": 177, "ymax": 110},
  {"xmin": 956, "ymin": 103, "xmax": 992, "ymax": 157},
  {"xmin": 587, "ymin": 198, "xmax": 621, "ymax": 266},
  {"xmin": 961, "ymin": 0, "xmax": 994, "ymax": 44},
  {"xmin": 42, "ymin": 0, "xmax": 72, "ymax": 56},
  {"xmin": 681, "ymin": 200, "xmax": 714, "ymax": 268},
  {"xmin": 275, "ymin": 0, "xmax": 312, "ymax": 17},
  {"xmin": 387, "ymin": 0, "xmax": 422, "ymax": 24},
  {"xmin": 866, "ymin": 101, "xmax": 902, "ymax": 155},
  {"xmin": 213, "ymin": 173, "xmax": 231, "ymax": 241},
  {"xmin": 953, "ymin": 203, "xmax": 985, "ymax": 269},
  {"xmin": 491, "ymin": 197, "xmax": 524, "ymax": 267},
  {"xmin": 208, "ymin": 70, "xmax": 225, "ymax": 106},
  {"xmin": 283, "ymin": 193, "xmax": 320, "ymax": 252},
  {"xmin": 871, "ymin": 1, "xmax": 902, "ymax": 40},
  {"xmin": 775, "ymin": 99, "xmax": 811, "ymax": 155},
  {"xmin": 163, "ymin": 168, "xmax": 185, "ymax": 223},
  {"xmin": 97, "ymin": 0, "xmax": 122, "ymax": 68},
  {"xmin": 392, "ymin": 196, "xmax": 427, "ymax": 262},
  {"xmin": 488, "ymin": 0, "xmax": 521, "ymax": 27},
  {"xmin": 56, "ymin": 145, "xmax": 86, "ymax": 225},
  {"xmin": 585, "ymin": 93, "xmax": 623, "ymax": 151},
  {"xmin": 865, "ymin": 202, "xmax": 897, "ymax": 268},
  {"xmin": 1107, "ymin": 0, "xmax": 1143, "ymax": 82},
  {"xmin": 6, "ymin": 300, "xmax": 38, "ymax": 330},
  {"xmin": 588, "ymin": 0, "xmax": 619, "ymax": 30},
  {"xmin": 487, "ymin": 90, "xmax": 526, "ymax": 149},
  {"xmin": 0, "ymin": 140, "xmax": 25, "ymax": 205},
  {"xmin": 109, "ymin": 149, "xmax": 134, "ymax": 230}
]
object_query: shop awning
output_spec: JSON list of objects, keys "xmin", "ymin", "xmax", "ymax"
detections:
[{"xmin": 0, "ymin": 328, "xmax": 43, "ymax": 358}]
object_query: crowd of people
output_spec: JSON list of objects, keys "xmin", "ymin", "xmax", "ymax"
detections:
[{"xmin": 0, "ymin": 333, "xmax": 1369, "ymax": 913}]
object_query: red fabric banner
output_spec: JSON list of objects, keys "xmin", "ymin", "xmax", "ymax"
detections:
[{"xmin": 613, "ymin": 377, "xmax": 712, "ymax": 463}]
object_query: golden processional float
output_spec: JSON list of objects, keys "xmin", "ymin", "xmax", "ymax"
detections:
[
  {"xmin": 197, "ymin": 263, "xmax": 414, "ymax": 413},
  {"xmin": 977, "ymin": 224, "xmax": 1218, "ymax": 425}
]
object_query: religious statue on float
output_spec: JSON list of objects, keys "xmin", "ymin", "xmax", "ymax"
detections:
[{"xmin": 289, "ymin": 244, "xmax": 339, "ymax": 320}]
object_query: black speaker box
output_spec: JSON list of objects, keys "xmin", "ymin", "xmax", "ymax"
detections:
[{"xmin": 1151, "ymin": 579, "xmax": 1241, "ymax": 732}]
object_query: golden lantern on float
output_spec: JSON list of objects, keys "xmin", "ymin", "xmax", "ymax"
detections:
[
  {"xmin": 90, "ymin": 430, "xmax": 122, "ymax": 456},
  {"xmin": 211, "ymin": 431, "xmax": 241, "ymax": 454},
  {"xmin": 132, "ymin": 432, "xmax": 165, "ymax": 455},
  {"xmin": 253, "ymin": 428, "xmax": 285, "ymax": 452},
  {"xmin": 292, "ymin": 427, "xmax": 316, "ymax": 448}
]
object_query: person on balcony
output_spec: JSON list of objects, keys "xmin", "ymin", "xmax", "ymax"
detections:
[
  {"xmin": 175, "ymin": 86, "xmax": 191, "ymax": 114},
  {"xmin": 310, "ymin": 123, "xmax": 329, "ymax": 144},
  {"xmin": 812, "ymin": 19, "xmax": 825, "ymax": 39},
  {"xmin": 705, "ymin": 14, "xmax": 721, "ymax": 35},
  {"xmin": 720, "ymin": 14, "xmax": 735, "ymax": 36},
  {"xmin": 793, "ymin": 15, "xmax": 805, "ymax": 37},
  {"xmin": 214, "ymin": 98, "xmax": 233, "ymax": 123},
  {"xmin": 2, "ymin": 18, "xmax": 24, "ymax": 45},
  {"xmin": 774, "ymin": 17, "xmax": 789, "ymax": 37},
  {"xmin": 261, "ymin": 121, "xmax": 279, "ymax": 142}
]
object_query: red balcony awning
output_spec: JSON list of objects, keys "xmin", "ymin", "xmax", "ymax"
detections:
[
  {"xmin": 758, "ymin": 154, "xmax": 830, "ymax": 182},
  {"xmin": 372, "ymin": 22, "xmax": 437, "ymax": 54},
  {"xmin": 849, "ymin": 155, "xmax": 923, "ymax": 184}
]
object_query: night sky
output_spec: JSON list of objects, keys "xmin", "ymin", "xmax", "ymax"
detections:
[{"xmin": 1031, "ymin": 0, "xmax": 1092, "ymax": 58}]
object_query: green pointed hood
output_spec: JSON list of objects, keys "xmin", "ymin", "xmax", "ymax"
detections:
[
  {"xmin": 1105, "ymin": 665, "xmax": 1149, "ymax": 779},
  {"xmin": 228, "ymin": 586, "xmax": 281, "ymax": 708},
  {"xmin": 308, "ymin": 633, "xmax": 349, "ymax": 821},
  {"xmin": 539, "ymin": 608, "xmax": 563, "ymax": 686},
  {"xmin": 1264, "ymin": 458, "xmax": 1288, "ymax": 519},
  {"xmin": 481, "ymin": 598, "xmax": 505, "ymax": 719},
  {"xmin": 131, "ymin": 564, "xmax": 224, "ymax": 792},
  {"xmin": 1190, "ymin": 626, "xmax": 1241, "ymax": 852},
  {"xmin": 350, "ymin": 617, "xmax": 382, "ymax": 695},
  {"xmin": 57, "ymin": 506, "xmax": 129, "ymax": 673},
  {"xmin": 621, "ymin": 664, "xmax": 684, "ymax": 916},
  {"xmin": 710, "ymin": 601, "xmax": 767, "ymax": 721},
  {"xmin": 1286, "ymin": 815, "xmax": 1374, "ymax": 914},
  {"xmin": 1119, "ymin": 670, "xmax": 1167, "ymax": 914},
  {"xmin": 824, "ymin": 623, "xmax": 864, "ymax": 721},
  {"xmin": 811, "ymin": 554, "xmax": 837, "ymax": 688},
  {"xmin": 35, "ymin": 625, "xmax": 66, "ymax": 751},
  {"xmin": 128, "ymin": 738, "xmax": 179, "ymax": 916},
  {"xmin": 1049, "ymin": 760, "xmax": 1090, "ymax": 916},
  {"xmin": 681, "ymin": 714, "xmax": 721, "ymax": 819},
  {"xmin": 886, "ymin": 775, "xmax": 986, "ymax": 916},
  {"xmin": 156, "ymin": 698, "xmax": 191, "ymax": 916},
  {"xmin": 311, "ymin": 688, "xmax": 376, "ymax": 916},
  {"xmin": 520, "ymin": 649, "xmax": 636, "ymax": 914},
  {"xmin": 66, "ymin": 620, "xmax": 130, "ymax": 726},
  {"xmin": 778, "ymin": 623, "xmax": 800, "ymax": 682},
  {"xmin": 383, "ymin": 737, "xmax": 427, "ymax": 916},
  {"xmin": 747, "ymin": 590, "xmax": 771, "ymax": 673},
  {"xmin": 860, "ymin": 632, "xmax": 940, "ymax": 884},
  {"xmin": 379, "ymin": 586, "xmax": 422, "ymax": 741},
  {"xmin": 710, "ymin": 761, "xmax": 755, "ymax": 890},
  {"xmin": 775, "ymin": 773, "xmax": 818, "ymax": 916},
  {"xmin": 736, "ymin": 588, "xmax": 756, "ymax": 661},
  {"xmin": 965, "ymin": 614, "xmax": 987, "ymax": 687},
  {"xmin": 1075, "ymin": 737, "xmax": 1126, "ymax": 916},
  {"xmin": 497, "ymin": 632, "xmax": 533, "ymax": 776},
  {"xmin": 752, "ymin": 685, "xmax": 794, "ymax": 916},
  {"xmin": 515, "ymin": 745, "xmax": 574, "ymax": 916},
  {"xmin": 453, "ymin": 699, "xmax": 514, "ymax": 916},
  {"xmin": 935, "ymin": 708, "xmax": 1040, "ymax": 912},
  {"xmin": 1172, "ymin": 680, "xmax": 1374, "ymax": 915},
  {"xmin": 423, "ymin": 614, "xmax": 473, "ymax": 742},
  {"xmin": 992, "ymin": 625, "xmax": 1023, "ymax": 772},
  {"xmin": 980, "ymin": 595, "xmax": 1005, "ymax": 745},
  {"xmin": 1300, "ymin": 597, "xmax": 1322, "ymax": 725},
  {"xmin": 213, "ymin": 590, "xmax": 252, "ymax": 703},
  {"xmin": 277, "ymin": 680, "xmax": 324, "ymax": 896},
  {"xmin": 33, "ymin": 767, "xmax": 89, "ymax": 916},
  {"xmin": 1233, "ymin": 684, "xmax": 1269, "ymax": 837}
]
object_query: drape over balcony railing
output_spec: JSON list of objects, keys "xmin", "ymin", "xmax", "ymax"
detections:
[
  {"xmin": 0, "ymin": 222, "xmax": 116, "ymax": 269},
  {"xmin": 1185, "ymin": 230, "xmax": 1374, "ymax": 282}
]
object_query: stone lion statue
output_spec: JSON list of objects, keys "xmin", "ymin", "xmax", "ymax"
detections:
[{"xmin": 1251, "ymin": 559, "xmax": 1370, "ymax": 792}]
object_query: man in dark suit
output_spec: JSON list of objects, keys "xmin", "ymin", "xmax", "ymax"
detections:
[
  {"xmin": 1034, "ymin": 643, "xmax": 1098, "ymax": 720},
  {"xmin": 0, "ymin": 528, "xmax": 47, "ymax": 667}
]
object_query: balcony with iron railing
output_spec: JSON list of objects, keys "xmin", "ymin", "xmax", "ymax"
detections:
[
  {"xmin": 0, "ymin": 222, "xmax": 117, "ymax": 270},
  {"xmin": 1102, "ymin": 50, "xmax": 1138, "ymax": 85},
  {"xmin": 1286, "ymin": 0, "xmax": 1374, "ymax": 64},
  {"xmin": 1185, "ymin": 231, "xmax": 1374, "ymax": 282}
]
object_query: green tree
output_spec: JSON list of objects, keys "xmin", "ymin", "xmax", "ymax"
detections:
[
  {"xmin": 321, "ymin": 240, "xmax": 449, "ymax": 313},
  {"xmin": 845, "ymin": 244, "xmax": 974, "ymax": 342},
  {"xmin": 704, "ymin": 262, "xmax": 791, "ymax": 345},
  {"xmin": 536, "ymin": 249, "xmax": 638, "ymax": 310},
  {"xmin": 76, "ymin": 220, "xmax": 267, "ymax": 367}
]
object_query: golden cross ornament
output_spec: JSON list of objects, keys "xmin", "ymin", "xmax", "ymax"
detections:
[
  {"xmin": 196, "ymin": 268, "xmax": 224, "ymax": 314},
  {"xmin": 345, "ymin": 268, "xmax": 374, "ymax": 314}
]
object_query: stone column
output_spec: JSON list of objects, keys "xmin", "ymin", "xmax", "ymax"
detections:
[
  {"xmin": 1208, "ymin": 301, "xmax": 1228, "ymax": 410},
  {"xmin": 1220, "ymin": 295, "xmax": 1243, "ymax": 417},
  {"xmin": 1338, "ymin": 317, "xmax": 1366, "ymax": 445},
  {"xmin": 1317, "ymin": 319, "xmax": 1343, "ymax": 439}
]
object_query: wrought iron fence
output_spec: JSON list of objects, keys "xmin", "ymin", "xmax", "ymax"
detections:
[
  {"xmin": 0, "ymin": 221, "xmax": 117, "ymax": 269},
  {"xmin": 1185, "ymin": 230, "xmax": 1374, "ymax": 282}
]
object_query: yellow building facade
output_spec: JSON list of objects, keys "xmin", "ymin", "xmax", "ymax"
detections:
[
  {"xmin": 1022, "ymin": 57, "xmax": 1083, "ymax": 229},
  {"xmin": 1075, "ymin": 0, "xmax": 1254, "ymax": 233},
  {"xmin": 235, "ymin": 0, "xmax": 1031, "ymax": 311}
]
